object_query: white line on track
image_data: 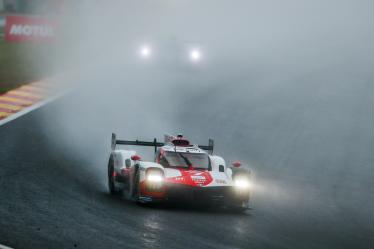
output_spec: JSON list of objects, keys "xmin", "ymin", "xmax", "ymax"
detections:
[
  {"xmin": 0, "ymin": 91, "xmax": 66, "ymax": 127},
  {"xmin": 0, "ymin": 243, "xmax": 14, "ymax": 249}
]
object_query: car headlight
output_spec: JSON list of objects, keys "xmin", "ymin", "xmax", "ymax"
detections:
[
  {"xmin": 189, "ymin": 49, "xmax": 201, "ymax": 62},
  {"xmin": 145, "ymin": 169, "xmax": 164, "ymax": 192},
  {"xmin": 146, "ymin": 168, "xmax": 164, "ymax": 183},
  {"xmin": 147, "ymin": 174, "xmax": 163, "ymax": 182},
  {"xmin": 139, "ymin": 45, "xmax": 152, "ymax": 58},
  {"xmin": 234, "ymin": 178, "xmax": 251, "ymax": 189}
]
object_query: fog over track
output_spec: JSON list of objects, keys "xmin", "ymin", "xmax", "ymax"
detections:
[
  {"xmin": 0, "ymin": 66, "xmax": 373, "ymax": 248},
  {"xmin": 1, "ymin": 0, "xmax": 374, "ymax": 248}
]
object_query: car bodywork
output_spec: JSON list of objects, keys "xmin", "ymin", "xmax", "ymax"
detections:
[{"xmin": 108, "ymin": 134, "xmax": 251, "ymax": 210}]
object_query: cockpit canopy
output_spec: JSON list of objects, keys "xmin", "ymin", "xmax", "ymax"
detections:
[{"xmin": 159, "ymin": 151, "xmax": 211, "ymax": 170}]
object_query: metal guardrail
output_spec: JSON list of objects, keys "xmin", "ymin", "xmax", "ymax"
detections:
[
  {"xmin": 0, "ymin": 16, "xmax": 4, "ymax": 38},
  {"xmin": 0, "ymin": 16, "xmax": 4, "ymax": 27}
]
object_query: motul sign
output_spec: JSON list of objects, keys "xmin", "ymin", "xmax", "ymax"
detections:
[{"xmin": 4, "ymin": 15, "xmax": 57, "ymax": 42}]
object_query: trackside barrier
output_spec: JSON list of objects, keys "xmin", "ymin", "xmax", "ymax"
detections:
[{"xmin": 0, "ymin": 80, "xmax": 63, "ymax": 126}]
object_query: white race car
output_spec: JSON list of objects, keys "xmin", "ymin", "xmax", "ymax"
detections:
[{"xmin": 108, "ymin": 133, "xmax": 251, "ymax": 211}]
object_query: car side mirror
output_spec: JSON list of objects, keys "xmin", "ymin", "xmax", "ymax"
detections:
[
  {"xmin": 219, "ymin": 165, "xmax": 225, "ymax": 172},
  {"xmin": 131, "ymin": 155, "xmax": 141, "ymax": 161},
  {"xmin": 125, "ymin": 159, "xmax": 131, "ymax": 168},
  {"xmin": 232, "ymin": 160, "xmax": 241, "ymax": 168}
]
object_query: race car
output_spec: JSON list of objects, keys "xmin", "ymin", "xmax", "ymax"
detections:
[{"xmin": 107, "ymin": 133, "xmax": 251, "ymax": 211}]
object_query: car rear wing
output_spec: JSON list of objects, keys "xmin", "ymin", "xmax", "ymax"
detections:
[
  {"xmin": 111, "ymin": 133, "xmax": 214, "ymax": 154},
  {"xmin": 197, "ymin": 139, "xmax": 214, "ymax": 155}
]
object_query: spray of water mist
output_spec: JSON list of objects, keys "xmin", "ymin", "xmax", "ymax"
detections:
[{"xmin": 35, "ymin": 0, "xmax": 374, "ymax": 219}]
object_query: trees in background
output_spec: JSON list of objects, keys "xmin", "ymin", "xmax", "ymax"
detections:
[{"xmin": 2, "ymin": 0, "xmax": 64, "ymax": 15}]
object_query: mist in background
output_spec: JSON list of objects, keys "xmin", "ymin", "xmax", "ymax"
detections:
[{"xmin": 32, "ymin": 0, "xmax": 374, "ymax": 234}]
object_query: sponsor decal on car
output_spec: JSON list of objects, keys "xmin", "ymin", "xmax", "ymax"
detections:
[
  {"xmin": 166, "ymin": 170, "xmax": 213, "ymax": 187},
  {"xmin": 215, "ymin": 179, "xmax": 227, "ymax": 184}
]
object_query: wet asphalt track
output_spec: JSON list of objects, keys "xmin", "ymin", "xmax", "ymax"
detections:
[{"xmin": 1, "ymin": 80, "xmax": 374, "ymax": 249}]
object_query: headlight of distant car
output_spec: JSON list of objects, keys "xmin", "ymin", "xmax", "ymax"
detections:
[
  {"xmin": 139, "ymin": 45, "xmax": 152, "ymax": 58},
  {"xmin": 189, "ymin": 49, "xmax": 201, "ymax": 62},
  {"xmin": 234, "ymin": 178, "xmax": 251, "ymax": 189}
]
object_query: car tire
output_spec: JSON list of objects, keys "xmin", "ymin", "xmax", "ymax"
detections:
[
  {"xmin": 230, "ymin": 207, "xmax": 247, "ymax": 213},
  {"xmin": 229, "ymin": 201, "xmax": 249, "ymax": 213},
  {"xmin": 108, "ymin": 157, "xmax": 119, "ymax": 195},
  {"xmin": 133, "ymin": 170, "xmax": 141, "ymax": 202}
]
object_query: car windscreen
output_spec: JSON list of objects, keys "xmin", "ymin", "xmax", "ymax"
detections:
[{"xmin": 161, "ymin": 152, "xmax": 210, "ymax": 169}]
